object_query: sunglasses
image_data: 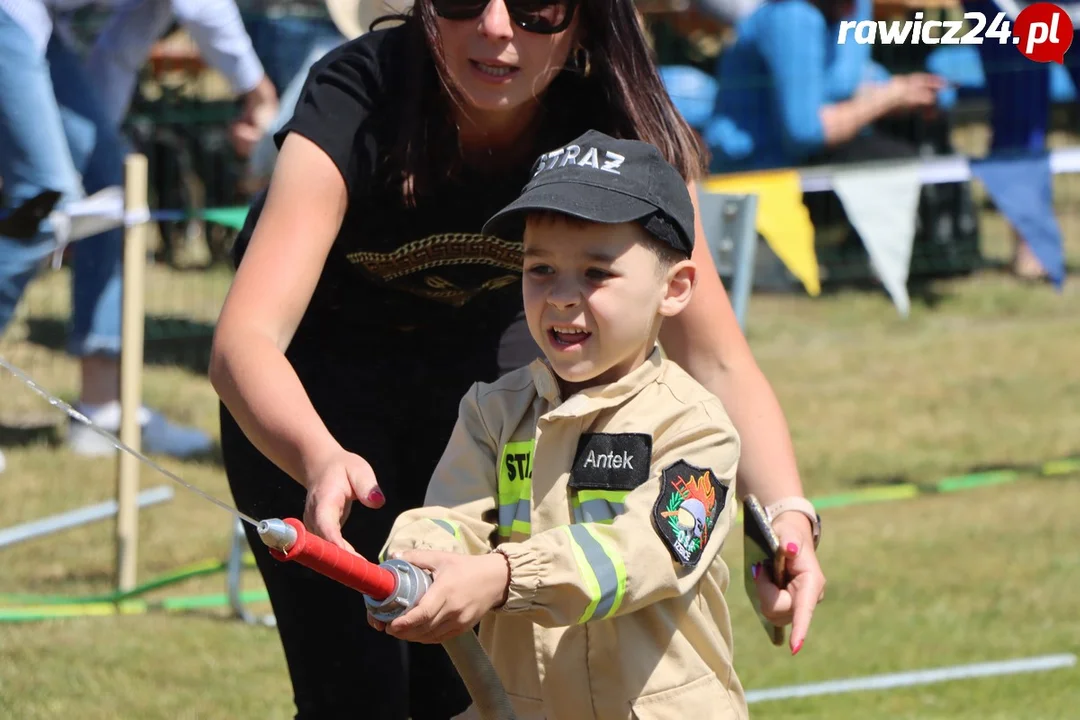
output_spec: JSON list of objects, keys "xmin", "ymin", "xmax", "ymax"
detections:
[{"xmin": 430, "ymin": 0, "xmax": 578, "ymax": 34}]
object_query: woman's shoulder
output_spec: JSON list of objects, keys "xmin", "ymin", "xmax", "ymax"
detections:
[
  {"xmin": 271, "ymin": 23, "xmax": 413, "ymax": 194},
  {"xmin": 302, "ymin": 23, "xmax": 411, "ymax": 102}
]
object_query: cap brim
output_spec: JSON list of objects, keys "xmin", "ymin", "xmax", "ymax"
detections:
[{"xmin": 483, "ymin": 183, "xmax": 659, "ymax": 241}]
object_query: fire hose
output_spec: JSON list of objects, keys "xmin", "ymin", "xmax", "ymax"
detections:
[
  {"xmin": 257, "ymin": 518, "xmax": 517, "ymax": 720},
  {"xmin": 0, "ymin": 356, "xmax": 517, "ymax": 720}
]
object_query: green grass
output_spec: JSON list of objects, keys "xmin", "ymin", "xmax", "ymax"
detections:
[{"xmin": 0, "ymin": 186, "xmax": 1078, "ymax": 718}]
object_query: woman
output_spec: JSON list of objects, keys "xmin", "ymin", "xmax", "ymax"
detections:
[{"xmin": 209, "ymin": 0, "xmax": 826, "ymax": 717}]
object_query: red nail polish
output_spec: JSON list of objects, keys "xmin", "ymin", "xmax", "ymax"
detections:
[
  {"xmin": 792, "ymin": 639, "xmax": 804, "ymax": 655},
  {"xmin": 369, "ymin": 489, "xmax": 386, "ymax": 504},
  {"xmin": 786, "ymin": 542, "xmax": 799, "ymax": 555}
]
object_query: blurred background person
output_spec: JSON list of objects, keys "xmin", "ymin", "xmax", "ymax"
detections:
[
  {"xmin": 959, "ymin": 0, "xmax": 1080, "ymax": 281},
  {"xmin": 83, "ymin": 0, "xmax": 280, "ymax": 156},
  {"xmin": 0, "ymin": 0, "xmax": 278, "ymax": 470},
  {"xmin": 702, "ymin": 0, "xmax": 945, "ymax": 174},
  {"xmin": 239, "ymin": 0, "xmax": 414, "ymax": 191}
]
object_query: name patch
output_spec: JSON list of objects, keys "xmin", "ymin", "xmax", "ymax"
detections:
[{"xmin": 569, "ymin": 433, "xmax": 652, "ymax": 491}]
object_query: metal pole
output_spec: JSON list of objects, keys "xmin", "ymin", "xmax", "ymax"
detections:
[
  {"xmin": 227, "ymin": 518, "xmax": 275, "ymax": 626},
  {"xmin": 0, "ymin": 486, "xmax": 173, "ymax": 549},
  {"xmin": 729, "ymin": 194, "xmax": 760, "ymax": 331},
  {"xmin": 696, "ymin": 187, "xmax": 761, "ymax": 331}
]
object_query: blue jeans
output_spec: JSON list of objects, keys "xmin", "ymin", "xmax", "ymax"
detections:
[
  {"xmin": 242, "ymin": 13, "xmax": 344, "ymax": 93},
  {"xmin": 0, "ymin": 8, "xmax": 125, "ymax": 357}
]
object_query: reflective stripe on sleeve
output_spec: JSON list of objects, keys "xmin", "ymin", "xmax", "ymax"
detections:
[
  {"xmin": 430, "ymin": 518, "xmax": 462, "ymax": 543},
  {"xmin": 571, "ymin": 489, "xmax": 629, "ymax": 524},
  {"xmin": 562, "ymin": 524, "xmax": 628, "ymax": 623}
]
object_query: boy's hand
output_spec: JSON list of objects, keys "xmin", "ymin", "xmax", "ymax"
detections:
[{"xmin": 371, "ymin": 550, "xmax": 510, "ymax": 644}]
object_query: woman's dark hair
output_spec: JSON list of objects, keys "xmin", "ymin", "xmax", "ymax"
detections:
[{"xmin": 372, "ymin": 0, "xmax": 707, "ymax": 206}]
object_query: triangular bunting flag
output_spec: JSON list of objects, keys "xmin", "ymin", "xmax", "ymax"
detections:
[
  {"xmin": 969, "ymin": 152, "xmax": 1065, "ymax": 289},
  {"xmin": 200, "ymin": 206, "xmax": 251, "ymax": 231},
  {"xmin": 704, "ymin": 170, "xmax": 820, "ymax": 296},
  {"xmin": 831, "ymin": 160, "xmax": 922, "ymax": 317}
]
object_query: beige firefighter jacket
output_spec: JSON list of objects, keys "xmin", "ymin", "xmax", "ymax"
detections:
[{"xmin": 382, "ymin": 347, "xmax": 749, "ymax": 720}]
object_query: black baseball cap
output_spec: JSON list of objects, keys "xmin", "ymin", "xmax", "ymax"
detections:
[{"xmin": 483, "ymin": 130, "xmax": 695, "ymax": 257}]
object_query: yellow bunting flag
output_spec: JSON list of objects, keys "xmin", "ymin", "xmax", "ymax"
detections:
[{"xmin": 703, "ymin": 170, "xmax": 820, "ymax": 296}]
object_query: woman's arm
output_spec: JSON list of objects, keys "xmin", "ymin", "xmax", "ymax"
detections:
[
  {"xmin": 659, "ymin": 179, "xmax": 826, "ymax": 653},
  {"xmin": 817, "ymin": 83, "xmax": 905, "ymax": 145},
  {"xmin": 209, "ymin": 133, "xmax": 349, "ymax": 488},
  {"xmin": 824, "ymin": 0, "xmax": 874, "ymax": 102}
]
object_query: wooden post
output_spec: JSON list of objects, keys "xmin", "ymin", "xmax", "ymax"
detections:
[{"xmin": 117, "ymin": 154, "xmax": 148, "ymax": 593}]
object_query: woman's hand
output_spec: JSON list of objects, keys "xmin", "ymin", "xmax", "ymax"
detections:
[
  {"xmin": 302, "ymin": 448, "xmax": 386, "ymax": 553},
  {"xmin": 370, "ymin": 549, "xmax": 510, "ymax": 644},
  {"xmin": 886, "ymin": 72, "xmax": 947, "ymax": 111},
  {"xmin": 752, "ymin": 513, "xmax": 826, "ymax": 655},
  {"xmin": 229, "ymin": 75, "xmax": 279, "ymax": 158}
]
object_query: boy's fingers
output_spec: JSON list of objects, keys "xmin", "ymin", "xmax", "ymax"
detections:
[
  {"xmin": 391, "ymin": 591, "xmax": 444, "ymax": 634},
  {"xmin": 397, "ymin": 549, "xmax": 442, "ymax": 571},
  {"xmin": 429, "ymin": 618, "xmax": 468, "ymax": 644}
]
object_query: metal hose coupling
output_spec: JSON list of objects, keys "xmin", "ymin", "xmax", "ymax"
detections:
[
  {"xmin": 363, "ymin": 559, "xmax": 518, "ymax": 720},
  {"xmin": 254, "ymin": 521, "xmax": 517, "ymax": 720},
  {"xmin": 364, "ymin": 559, "xmax": 432, "ymax": 622}
]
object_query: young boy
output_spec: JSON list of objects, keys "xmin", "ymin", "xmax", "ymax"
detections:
[{"xmin": 372, "ymin": 130, "xmax": 749, "ymax": 720}]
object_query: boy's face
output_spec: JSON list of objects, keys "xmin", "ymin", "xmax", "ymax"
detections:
[{"xmin": 522, "ymin": 214, "xmax": 695, "ymax": 393}]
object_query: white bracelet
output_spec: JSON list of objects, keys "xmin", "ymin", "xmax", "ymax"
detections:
[{"xmin": 766, "ymin": 497, "xmax": 821, "ymax": 549}]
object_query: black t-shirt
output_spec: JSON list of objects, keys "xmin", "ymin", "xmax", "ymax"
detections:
[{"xmin": 232, "ymin": 23, "xmax": 597, "ymax": 357}]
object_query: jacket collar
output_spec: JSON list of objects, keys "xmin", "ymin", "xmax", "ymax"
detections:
[{"xmin": 529, "ymin": 345, "xmax": 665, "ymax": 418}]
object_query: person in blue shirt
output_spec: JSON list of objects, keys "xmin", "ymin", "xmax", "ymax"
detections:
[
  {"xmin": 704, "ymin": 0, "xmax": 945, "ymax": 173},
  {"xmin": 960, "ymin": 0, "xmax": 1080, "ymax": 280}
]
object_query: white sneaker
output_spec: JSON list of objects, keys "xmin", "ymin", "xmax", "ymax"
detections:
[{"xmin": 67, "ymin": 401, "xmax": 212, "ymax": 460}]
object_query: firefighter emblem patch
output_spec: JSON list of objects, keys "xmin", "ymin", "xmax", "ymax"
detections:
[{"xmin": 653, "ymin": 460, "xmax": 726, "ymax": 567}]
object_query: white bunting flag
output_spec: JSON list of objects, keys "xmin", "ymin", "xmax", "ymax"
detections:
[{"xmin": 831, "ymin": 160, "xmax": 922, "ymax": 317}]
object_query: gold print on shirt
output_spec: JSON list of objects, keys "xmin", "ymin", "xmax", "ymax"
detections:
[
  {"xmin": 425, "ymin": 275, "xmax": 459, "ymax": 290},
  {"xmin": 346, "ymin": 233, "xmax": 523, "ymax": 307}
]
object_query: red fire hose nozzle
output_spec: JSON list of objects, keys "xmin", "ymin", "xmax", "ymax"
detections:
[
  {"xmin": 256, "ymin": 517, "xmax": 431, "ymax": 622},
  {"xmin": 257, "ymin": 517, "xmax": 517, "ymax": 720}
]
